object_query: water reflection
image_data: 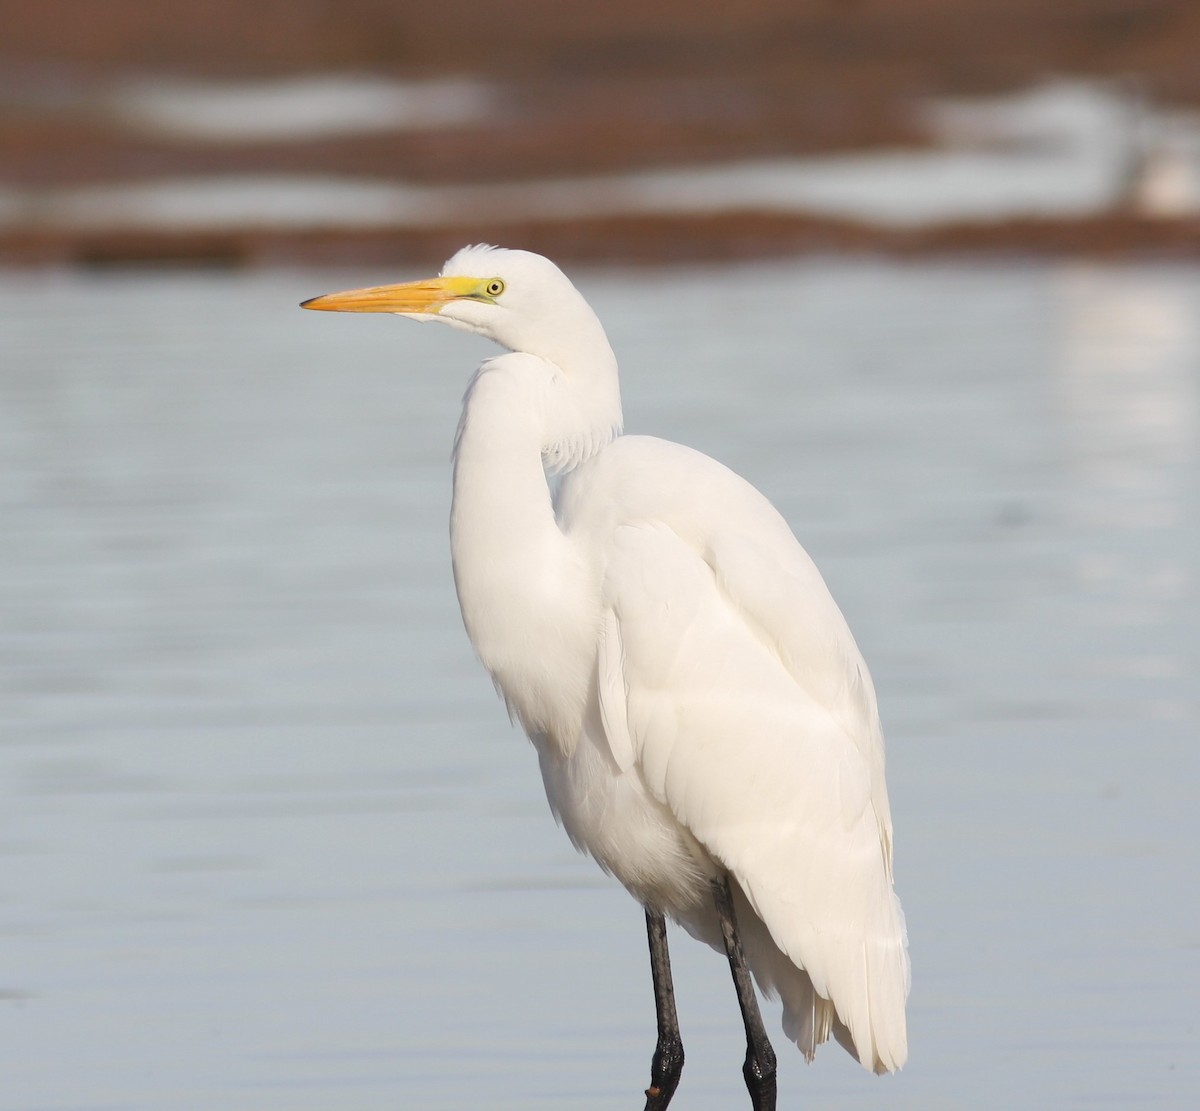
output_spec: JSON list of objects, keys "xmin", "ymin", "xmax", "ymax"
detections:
[
  {"xmin": 1054, "ymin": 266, "xmax": 1197, "ymax": 717},
  {"xmin": 1056, "ymin": 265, "xmax": 1197, "ymax": 487}
]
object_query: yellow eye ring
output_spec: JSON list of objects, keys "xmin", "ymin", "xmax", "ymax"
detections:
[{"xmin": 484, "ymin": 278, "xmax": 505, "ymax": 297}]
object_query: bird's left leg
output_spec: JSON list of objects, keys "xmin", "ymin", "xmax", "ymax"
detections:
[
  {"xmin": 643, "ymin": 907, "xmax": 684, "ymax": 1111},
  {"xmin": 713, "ymin": 876, "xmax": 777, "ymax": 1111}
]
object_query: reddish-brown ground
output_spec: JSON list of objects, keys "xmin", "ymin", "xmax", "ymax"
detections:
[{"xmin": 3, "ymin": 0, "xmax": 1200, "ymax": 264}]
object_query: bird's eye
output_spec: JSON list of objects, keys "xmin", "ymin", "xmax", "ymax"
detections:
[{"xmin": 485, "ymin": 278, "xmax": 505, "ymax": 297}]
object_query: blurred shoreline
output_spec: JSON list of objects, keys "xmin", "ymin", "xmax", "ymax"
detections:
[
  {"xmin": 4, "ymin": 0, "xmax": 1200, "ymax": 265},
  {"xmin": 7, "ymin": 210, "xmax": 1200, "ymax": 270}
]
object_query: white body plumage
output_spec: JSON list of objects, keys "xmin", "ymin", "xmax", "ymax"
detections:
[{"xmin": 304, "ymin": 245, "xmax": 909, "ymax": 1079}]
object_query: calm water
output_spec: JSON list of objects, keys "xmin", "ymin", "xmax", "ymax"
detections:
[{"xmin": 1, "ymin": 259, "xmax": 1197, "ymax": 1110}]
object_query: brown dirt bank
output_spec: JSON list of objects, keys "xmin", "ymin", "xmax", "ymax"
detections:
[
  {"xmin": 7, "ymin": 1, "xmax": 1200, "ymax": 103},
  {"xmin": 7, "ymin": 211, "xmax": 1200, "ymax": 271},
  {"xmin": 4, "ymin": 1, "xmax": 1200, "ymax": 263}
]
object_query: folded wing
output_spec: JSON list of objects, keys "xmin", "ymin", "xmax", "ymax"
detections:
[{"xmin": 593, "ymin": 473, "xmax": 908, "ymax": 1072}]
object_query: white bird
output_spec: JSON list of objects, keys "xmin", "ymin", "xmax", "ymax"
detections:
[{"xmin": 302, "ymin": 246, "xmax": 909, "ymax": 1109}]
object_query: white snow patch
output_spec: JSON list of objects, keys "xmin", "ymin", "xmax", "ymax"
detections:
[{"xmin": 105, "ymin": 74, "xmax": 494, "ymax": 142}]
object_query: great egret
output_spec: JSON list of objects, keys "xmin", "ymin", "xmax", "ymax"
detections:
[{"xmin": 302, "ymin": 246, "xmax": 909, "ymax": 1110}]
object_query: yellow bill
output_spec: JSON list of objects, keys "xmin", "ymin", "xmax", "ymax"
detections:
[{"xmin": 301, "ymin": 275, "xmax": 494, "ymax": 314}]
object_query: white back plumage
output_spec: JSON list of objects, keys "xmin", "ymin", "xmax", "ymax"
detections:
[{"xmin": 560, "ymin": 436, "xmax": 908, "ymax": 1071}]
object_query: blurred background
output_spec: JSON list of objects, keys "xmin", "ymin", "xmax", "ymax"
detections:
[
  {"xmin": 2, "ymin": 4, "xmax": 1198, "ymax": 1111},
  {"xmin": 3, "ymin": 0, "xmax": 1200, "ymax": 264}
]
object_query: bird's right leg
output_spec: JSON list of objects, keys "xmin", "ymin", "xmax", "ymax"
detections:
[
  {"xmin": 643, "ymin": 907, "xmax": 684, "ymax": 1111},
  {"xmin": 713, "ymin": 876, "xmax": 777, "ymax": 1111}
]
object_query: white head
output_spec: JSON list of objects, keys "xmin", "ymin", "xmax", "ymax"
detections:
[
  {"xmin": 303, "ymin": 244, "xmax": 615, "ymax": 373},
  {"xmin": 302, "ymin": 246, "xmax": 623, "ymax": 470}
]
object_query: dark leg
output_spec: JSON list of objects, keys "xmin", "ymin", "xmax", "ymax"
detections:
[
  {"xmin": 643, "ymin": 908, "xmax": 684, "ymax": 1111},
  {"xmin": 712, "ymin": 876, "xmax": 777, "ymax": 1111}
]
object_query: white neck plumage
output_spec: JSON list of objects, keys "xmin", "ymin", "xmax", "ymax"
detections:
[{"xmin": 448, "ymin": 345, "xmax": 622, "ymax": 744}]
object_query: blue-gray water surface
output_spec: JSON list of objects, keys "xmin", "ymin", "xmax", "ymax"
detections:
[{"xmin": 1, "ymin": 259, "xmax": 1197, "ymax": 1110}]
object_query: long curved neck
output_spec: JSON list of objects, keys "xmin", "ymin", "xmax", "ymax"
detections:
[{"xmin": 449, "ymin": 353, "xmax": 617, "ymax": 744}]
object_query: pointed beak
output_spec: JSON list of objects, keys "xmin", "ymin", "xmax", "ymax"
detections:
[{"xmin": 300, "ymin": 275, "xmax": 485, "ymax": 314}]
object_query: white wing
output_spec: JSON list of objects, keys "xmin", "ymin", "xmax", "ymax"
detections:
[{"xmin": 567, "ymin": 436, "xmax": 909, "ymax": 1072}]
